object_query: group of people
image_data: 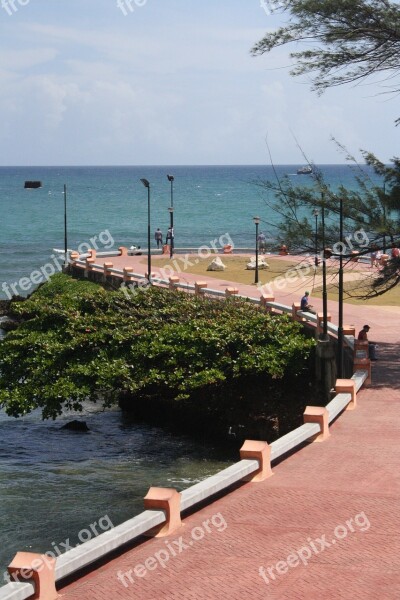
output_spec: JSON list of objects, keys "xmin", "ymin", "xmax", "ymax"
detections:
[
  {"xmin": 154, "ymin": 227, "xmax": 174, "ymax": 249},
  {"xmin": 370, "ymin": 242, "xmax": 400, "ymax": 267},
  {"xmin": 300, "ymin": 291, "xmax": 377, "ymax": 361}
]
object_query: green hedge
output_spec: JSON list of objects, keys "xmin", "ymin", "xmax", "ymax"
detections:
[{"xmin": 0, "ymin": 273, "xmax": 315, "ymax": 419}]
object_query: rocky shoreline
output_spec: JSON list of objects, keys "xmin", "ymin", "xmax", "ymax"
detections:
[{"xmin": 0, "ymin": 297, "xmax": 24, "ymax": 332}]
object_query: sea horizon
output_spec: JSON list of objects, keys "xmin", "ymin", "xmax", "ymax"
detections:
[{"xmin": 0, "ymin": 164, "xmax": 382, "ymax": 300}]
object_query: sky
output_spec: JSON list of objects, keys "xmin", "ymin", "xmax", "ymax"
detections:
[{"xmin": 0, "ymin": 0, "xmax": 398, "ymax": 166}]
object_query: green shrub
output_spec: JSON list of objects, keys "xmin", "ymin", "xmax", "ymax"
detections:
[{"xmin": 0, "ymin": 273, "xmax": 315, "ymax": 419}]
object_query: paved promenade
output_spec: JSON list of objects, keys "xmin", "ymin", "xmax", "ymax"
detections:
[{"xmin": 60, "ymin": 254, "xmax": 400, "ymax": 599}]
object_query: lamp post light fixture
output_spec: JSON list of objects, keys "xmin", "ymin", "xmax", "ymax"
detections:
[
  {"xmin": 140, "ymin": 178, "xmax": 152, "ymax": 283},
  {"xmin": 253, "ymin": 216, "xmax": 260, "ymax": 284},
  {"xmin": 167, "ymin": 174, "xmax": 174, "ymax": 258},
  {"xmin": 313, "ymin": 208, "xmax": 319, "ymax": 268}
]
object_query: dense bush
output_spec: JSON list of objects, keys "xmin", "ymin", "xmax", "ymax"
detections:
[{"xmin": 0, "ymin": 274, "xmax": 315, "ymax": 420}]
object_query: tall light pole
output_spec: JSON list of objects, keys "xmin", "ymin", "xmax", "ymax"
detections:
[
  {"xmin": 313, "ymin": 208, "xmax": 319, "ymax": 268},
  {"xmin": 167, "ymin": 174, "xmax": 174, "ymax": 258},
  {"xmin": 337, "ymin": 196, "xmax": 344, "ymax": 377},
  {"xmin": 321, "ymin": 195, "xmax": 328, "ymax": 339},
  {"xmin": 253, "ymin": 216, "xmax": 260, "ymax": 284},
  {"xmin": 140, "ymin": 178, "xmax": 151, "ymax": 283},
  {"xmin": 63, "ymin": 184, "xmax": 68, "ymax": 266}
]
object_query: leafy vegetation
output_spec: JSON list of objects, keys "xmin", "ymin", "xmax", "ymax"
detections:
[
  {"xmin": 0, "ymin": 274, "xmax": 315, "ymax": 422},
  {"xmin": 252, "ymin": 0, "xmax": 400, "ymax": 111},
  {"xmin": 251, "ymin": 1, "xmax": 400, "ymax": 297}
]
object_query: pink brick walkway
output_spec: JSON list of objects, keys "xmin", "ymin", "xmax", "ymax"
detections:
[{"xmin": 59, "ymin": 254, "xmax": 400, "ymax": 599}]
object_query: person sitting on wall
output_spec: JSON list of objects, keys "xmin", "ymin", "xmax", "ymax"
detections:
[
  {"xmin": 300, "ymin": 291, "xmax": 316, "ymax": 314},
  {"xmin": 358, "ymin": 324, "xmax": 377, "ymax": 361}
]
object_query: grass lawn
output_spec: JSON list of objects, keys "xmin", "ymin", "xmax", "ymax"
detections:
[
  {"xmin": 312, "ymin": 281, "xmax": 400, "ymax": 306},
  {"xmin": 150, "ymin": 255, "xmax": 311, "ymax": 287},
  {"xmin": 148, "ymin": 254, "xmax": 398, "ymax": 306}
]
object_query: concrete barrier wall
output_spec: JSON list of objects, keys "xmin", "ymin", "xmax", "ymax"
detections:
[{"xmin": 0, "ymin": 250, "xmax": 370, "ymax": 600}]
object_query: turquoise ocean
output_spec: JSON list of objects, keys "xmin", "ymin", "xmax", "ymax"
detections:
[
  {"xmin": 0, "ymin": 164, "xmax": 381, "ymax": 576},
  {"xmin": 0, "ymin": 164, "xmax": 381, "ymax": 300}
]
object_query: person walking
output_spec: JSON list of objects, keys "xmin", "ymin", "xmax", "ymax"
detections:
[{"xmin": 154, "ymin": 228, "xmax": 163, "ymax": 249}]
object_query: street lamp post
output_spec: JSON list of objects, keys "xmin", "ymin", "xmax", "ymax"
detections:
[
  {"xmin": 63, "ymin": 184, "xmax": 68, "ymax": 266},
  {"xmin": 167, "ymin": 175, "xmax": 174, "ymax": 258},
  {"xmin": 321, "ymin": 195, "xmax": 328, "ymax": 339},
  {"xmin": 253, "ymin": 216, "xmax": 260, "ymax": 284},
  {"xmin": 313, "ymin": 208, "xmax": 319, "ymax": 268},
  {"xmin": 337, "ymin": 196, "xmax": 344, "ymax": 377},
  {"xmin": 140, "ymin": 178, "xmax": 151, "ymax": 283}
]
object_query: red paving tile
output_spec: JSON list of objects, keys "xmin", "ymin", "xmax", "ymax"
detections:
[{"xmin": 59, "ymin": 253, "xmax": 400, "ymax": 599}]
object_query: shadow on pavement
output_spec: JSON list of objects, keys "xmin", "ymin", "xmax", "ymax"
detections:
[{"xmin": 369, "ymin": 343, "xmax": 400, "ymax": 390}]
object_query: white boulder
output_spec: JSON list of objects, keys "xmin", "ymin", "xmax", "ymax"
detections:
[
  {"xmin": 207, "ymin": 257, "xmax": 226, "ymax": 271},
  {"xmin": 246, "ymin": 257, "xmax": 269, "ymax": 270}
]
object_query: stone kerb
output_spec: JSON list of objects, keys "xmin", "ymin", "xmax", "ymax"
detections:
[
  {"xmin": 123, "ymin": 267, "xmax": 135, "ymax": 283},
  {"xmin": 239, "ymin": 440, "xmax": 273, "ymax": 482},
  {"xmin": 335, "ymin": 379, "xmax": 357, "ymax": 410},
  {"xmin": 343, "ymin": 325, "xmax": 356, "ymax": 337},
  {"xmin": 354, "ymin": 340, "xmax": 369, "ymax": 360},
  {"xmin": 225, "ymin": 287, "xmax": 239, "ymax": 297},
  {"xmin": 353, "ymin": 357, "xmax": 372, "ymax": 385},
  {"xmin": 195, "ymin": 281, "xmax": 208, "ymax": 296},
  {"xmin": 8, "ymin": 552, "xmax": 57, "ymax": 600},
  {"xmin": 143, "ymin": 487, "xmax": 182, "ymax": 538},
  {"xmin": 303, "ymin": 406, "xmax": 330, "ymax": 442},
  {"xmin": 169, "ymin": 276, "xmax": 180, "ymax": 290},
  {"xmin": 292, "ymin": 302, "xmax": 305, "ymax": 322},
  {"xmin": 103, "ymin": 262, "xmax": 113, "ymax": 280},
  {"xmin": 260, "ymin": 293, "xmax": 275, "ymax": 312},
  {"xmin": 84, "ymin": 258, "xmax": 96, "ymax": 278}
]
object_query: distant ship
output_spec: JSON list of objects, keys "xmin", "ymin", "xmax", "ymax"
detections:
[{"xmin": 297, "ymin": 166, "xmax": 313, "ymax": 175}]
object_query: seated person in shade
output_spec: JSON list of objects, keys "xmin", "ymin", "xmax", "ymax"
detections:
[
  {"xmin": 300, "ymin": 291, "xmax": 316, "ymax": 314},
  {"xmin": 358, "ymin": 324, "xmax": 377, "ymax": 361}
]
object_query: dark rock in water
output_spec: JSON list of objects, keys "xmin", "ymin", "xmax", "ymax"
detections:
[
  {"xmin": 0, "ymin": 300, "xmax": 11, "ymax": 316},
  {"xmin": 0, "ymin": 317, "xmax": 18, "ymax": 332},
  {"xmin": 61, "ymin": 420, "xmax": 89, "ymax": 432}
]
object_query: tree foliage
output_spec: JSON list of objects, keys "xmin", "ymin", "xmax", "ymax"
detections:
[
  {"xmin": 255, "ymin": 147, "xmax": 400, "ymax": 297},
  {"xmin": 261, "ymin": 150, "xmax": 399, "ymax": 245},
  {"xmin": 0, "ymin": 274, "xmax": 315, "ymax": 419},
  {"xmin": 251, "ymin": 0, "xmax": 400, "ymax": 296},
  {"xmin": 252, "ymin": 0, "xmax": 400, "ymax": 103}
]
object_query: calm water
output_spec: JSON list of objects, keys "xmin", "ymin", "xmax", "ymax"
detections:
[
  {"xmin": 0, "ymin": 164, "xmax": 381, "ymax": 577},
  {"xmin": 0, "ymin": 405, "xmax": 235, "ymax": 576},
  {"xmin": 0, "ymin": 164, "xmax": 382, "ymax": 300}
]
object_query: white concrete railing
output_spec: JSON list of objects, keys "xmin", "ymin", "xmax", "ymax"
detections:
[
  {"xmin": 0, "ymin": 361, "xmax": 369, "ymax": 600},
  {"xmin": 0, "ymin": 252, "xmax": 367, "ymax": 599}
]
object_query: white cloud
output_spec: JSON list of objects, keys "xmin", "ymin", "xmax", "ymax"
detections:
[{"xmin": 0, "ymin": 4, "xmax": 398, "ymax": 165}]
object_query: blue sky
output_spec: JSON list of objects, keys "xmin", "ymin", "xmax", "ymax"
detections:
[{"xmin": 0, "ymin": 0, "xmax": 398, "ymax": 165}]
